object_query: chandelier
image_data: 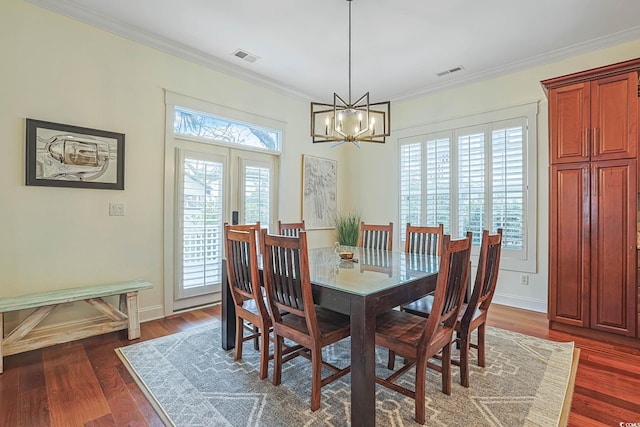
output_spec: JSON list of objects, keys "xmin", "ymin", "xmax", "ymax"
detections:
[{"xmin": 310, "ymin": 0, "xmax": 391, "ymax": 147}]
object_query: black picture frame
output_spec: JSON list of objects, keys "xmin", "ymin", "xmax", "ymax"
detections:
[{"xmin": 25, "ymin": 119, "xmax": 125, "ymax": 190}]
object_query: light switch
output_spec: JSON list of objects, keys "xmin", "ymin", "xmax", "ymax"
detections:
[{"xmin": 109, "ymin": 202, "xmax": 125, "ymax": 216}]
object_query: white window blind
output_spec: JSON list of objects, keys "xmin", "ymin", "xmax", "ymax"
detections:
[
  {"xmin": 397, "ymin": 103, "xmax": 537, "ymax": 272},
  {"xmin": 491, "ymin": 125, "xmax": 524, "ymax": 251},
  {"xmin": 181, "ymin": 155, "xmax": 223, "ymax": 290},
  {"xmin": 457, "ymin": 130, "xmax": 485, "ymax": 247},
  {"xmin": 399, "ymin": 142, "xmax": 422, "ymax": 241},
  {"xmin": 426, "ymin": 136, "xmax": 451, "ymax": 233},
  {"xmin": 244, "ymin": 164, "xmax": 271, "ymax": 225}
]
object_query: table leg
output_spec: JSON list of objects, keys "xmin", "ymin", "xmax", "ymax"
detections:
[
  {"xmin": 349, "ymin": 297, "xmax": 376, "ymax": 427},
  {"xmin": 221, "ymin": 259, "xmax": 236, "ymax": 350}
]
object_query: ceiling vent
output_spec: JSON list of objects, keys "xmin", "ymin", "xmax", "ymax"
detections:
[
  {"xmin": 436, "ymin": 66, "xmax": 464, "ymax": 77},
  {"xmin": 232, "ymin": 49, "xmax": 259, "ymax": 63}
]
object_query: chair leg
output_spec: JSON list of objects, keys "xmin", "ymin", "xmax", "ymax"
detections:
[
  {"xmin": 234, "ymin": 315, "xmax": 243, "ymax": 361},
  {"xmin": 477, "ymin": 323, "xmax": 486, "ymax": 367},
  {"xmin": 415, "ymin": 356, "xmax": 427, "ymax": 425},
  {"xmin": 259, "ymin": 325, "xmax": 269, "ymax": 380},
  {"xmin": 459, "ymin": 334, "xmax": 471, "ymax": 388},
  {"xmin": 272, "ymin": 335, "xmax": 283, "ymax": 386},
  {"xmin": 387, "ymin": 350, "xmax": 396, "ymax": 370},
  {"xmin": 441, "ymin": 343, "xmax": 452, "ymax": 396},
  {"xmin": 253, "ymin": 325, "xmax": 259, "ymax": 351},
  {"xmin": 310, "ymin": 346, "xmax": 322, "ymax": 411}
]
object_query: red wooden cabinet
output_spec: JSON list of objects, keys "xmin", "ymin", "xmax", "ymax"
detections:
[
  {"xmin": 548, "ymin": 72, "xmax": 637, "ymax": 165},
  {"xmin": 544, "ymin": 59, "xmax": 640, "ymax": 340}
]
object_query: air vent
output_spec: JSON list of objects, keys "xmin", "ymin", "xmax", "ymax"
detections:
[
  {"xmin": 436, "ymin": 66, "xmax": 464, "ymax": 77},
  {"xmin": 232, "ymin": 49, "xmax": 260, "ymax": 63}
]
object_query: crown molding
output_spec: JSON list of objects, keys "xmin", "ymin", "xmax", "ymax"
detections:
[
  {"xmin": 26, "ymin": 0, "xmax": 640, "ymax": 104},
  {"xmin": 393, "ymin": 26, "xmax": 640, "ymax": 102}
]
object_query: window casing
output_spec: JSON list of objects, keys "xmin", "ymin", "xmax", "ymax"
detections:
[{"xmin": 398, "ymin": 103, "xmax": 537, "ymax": 272}]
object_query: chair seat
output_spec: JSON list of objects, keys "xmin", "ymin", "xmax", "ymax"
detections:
[
  {"xmin": 280, "ymin": 306, "xmax": 350, "ymax": 337},
  {"xmin": 375, "ymin": 310, "xmax": 449, "ymax": 358}
]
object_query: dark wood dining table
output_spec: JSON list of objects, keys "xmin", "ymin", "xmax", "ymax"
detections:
[{"xmin": 221, "ymin": 246, "xmax": 439, "ymax": 427}]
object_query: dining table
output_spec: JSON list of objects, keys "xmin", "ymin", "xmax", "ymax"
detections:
[{"xmin": 221, "ymin": 245, "xmax": 439, "ymax": 427}]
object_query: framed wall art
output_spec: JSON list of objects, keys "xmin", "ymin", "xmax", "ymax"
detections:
[
  {"xmin": 302, "ymin": 154, "xmax": 337, "ymax": 229},
  {"xmin": 25, "ymin": 118, "xmax": 125, "ymax": 190}
]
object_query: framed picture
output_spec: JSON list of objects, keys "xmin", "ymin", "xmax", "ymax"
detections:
[
  {"xmin": 25, "ymin": 118, "xmax": 125, "ymax": 190},
  {"xmin": 302, "ymin": 154, "xmax": 337, "ymax": 229}
]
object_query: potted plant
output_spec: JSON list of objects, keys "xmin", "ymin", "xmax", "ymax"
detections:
[{"xmin": 335, "ymin": 211, "xmax": 361, "ymax": 247}]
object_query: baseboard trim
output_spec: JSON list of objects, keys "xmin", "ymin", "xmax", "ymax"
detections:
[
  {"xmin": 140, "ymin": 305, "xmax": 165, "ymax": 323},
  {"xmin": 492, "ymin": 294, "xmax": 547, "ymax": 313}
]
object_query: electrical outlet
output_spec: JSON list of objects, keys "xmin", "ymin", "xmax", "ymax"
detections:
[
  {"xmin": 520, "ymin": 274, "xmax": 529, "ymax": 286},
  {"xmin": 109, "ymin": 202, "xmax": 125, "ymax": 216}
]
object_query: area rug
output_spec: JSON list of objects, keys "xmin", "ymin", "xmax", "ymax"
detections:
[{"xmin": 116, "ymin": 325, "xmax": 576, "ymax": 426}]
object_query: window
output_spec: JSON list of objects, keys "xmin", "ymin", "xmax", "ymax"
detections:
[
  {"xmin": 164, "ymin": 91, "xmax": 283, "ymax": 313},
  {"xmin": 398, "ymin": 103, "xmax": 537, "ymax": 272},
  {"xmin": 179, "ymin": 153, "xmax": 224, "ymax": 292},
  {"xmin": 174, "ymin": 106, "xmax": 281, "ymax": 152},
  {"xmin": 241, "ymin": 160, "xmax": 271, "ymax": 225}
]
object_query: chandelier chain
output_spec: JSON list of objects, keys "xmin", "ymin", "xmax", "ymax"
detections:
[{"xmin": 348, "ymin": 0, "xmax": 352, "ymax": 104}]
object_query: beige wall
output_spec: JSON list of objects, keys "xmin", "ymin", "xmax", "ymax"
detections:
[
  {"xmin": 0, "ymin": 0, "xmax": 345, "ymax": 327},
  {"xmin": 2, "ymin": 0, "xmax": 640, "ymax": 326},
  {"xmin": 347, "ymin": 39, "xmax": 640, "ymax": 312}
]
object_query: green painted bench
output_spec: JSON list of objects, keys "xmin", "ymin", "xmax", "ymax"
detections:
[{"xmin": 0, "ymin": 280, "xmax": 152, "ymax": 373}]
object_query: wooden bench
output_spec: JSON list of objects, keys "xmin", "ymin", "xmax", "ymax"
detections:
[{"xmin": 0, "ymin": 280, "xmax": 152, "ymax": 373}]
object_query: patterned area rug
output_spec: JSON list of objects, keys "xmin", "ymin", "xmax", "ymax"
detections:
[{"xmin": 116, "ymin": 324, "xmax": 575, "ymax": 426}]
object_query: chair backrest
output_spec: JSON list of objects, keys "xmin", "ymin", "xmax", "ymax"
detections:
[
  {"xmin": 419, "ymin": 232, "xmax": 472, "ymax": 351},
  {"xmin": 277, "ymin": 220, "xmax": 306, "ymax": 237},
  {"xmin": 405, "ymin": 223, "xmax": 444, "ymax": 256},
  {"xmin": 462, "ymin": 229, "xmax": 503, "ymax": 323},
  {"xmin": 227, "ymin": 222, "xmax": 261, "ymax": 253},
  {"xmin": 358, "ymin": 222, "xmax": 393, "ymax": 251},
  {"xmin": 224, "ymin": 223, "xmax": 268, "ymax": 316},
  {"xmin": 260, "ymin": 230, "xmax": 320, "ymax": 338}
]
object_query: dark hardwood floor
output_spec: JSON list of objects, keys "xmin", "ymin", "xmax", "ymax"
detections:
[{"xmin": 1, "ymin": 304, "xmax": 639, "ymax": 426}]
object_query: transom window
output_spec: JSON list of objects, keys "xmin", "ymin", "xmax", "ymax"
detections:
[{"xmin": 174, "ymin": 106, "xmax": 281, "ymax": 152}]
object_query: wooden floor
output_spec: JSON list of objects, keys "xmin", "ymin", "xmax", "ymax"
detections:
[{"xmin": 1, "ymin": 304, "xmax": 639, "ymax": 426}]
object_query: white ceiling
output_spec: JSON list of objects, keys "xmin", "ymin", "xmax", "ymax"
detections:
[{"xmin": 28, "ymin": 0, "xmax": 640, "ymax": 102}]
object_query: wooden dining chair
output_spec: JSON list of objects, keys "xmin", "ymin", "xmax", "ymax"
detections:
[
  {"xmin": 277, "ymin": 220, "xmax": 305, "ymax": 237},
  {"xmin": 260, "ymin": 229, "xmax": 351, "ymax": 411},
  {"xmin": 223, "ymin": 223, "xmax": 271, "ymax": 379},
  {"xmin": 375, "ymin": 233, "xmax": 472, "ymax": 425},
  {"xmin": 402, "ymin": 229, "xmax": 503, "ymax": 387},
  {"xmin": 405, "ymin": 223, "xmax": 444, "ymax": 256},
  {"xmin": 358, "ymin": 221, "xmax": 393, "ymax": 250}
]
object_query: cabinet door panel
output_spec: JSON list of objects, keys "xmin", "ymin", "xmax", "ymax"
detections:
[
  {"xmin": 548, "ymin": 83, "xmax": 590, "ymax": 164},
  {"xmin": 549, "ymin": 164, "xmax": 590, "ymax": 325},
  {"xmin": 591, "ymin": 72, "xmax": 638, "ymax": 161},
  {"xmin": 590, "ymin": 159, "xmax": 637, "ymax": 336}
]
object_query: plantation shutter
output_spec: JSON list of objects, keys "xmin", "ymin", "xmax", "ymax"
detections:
[
  {"xmin": 399, "ymin": 141, "xmax": 422, "ymax": 241},
  {"xmin": 457, "ymin": 129, "xmax": 485, "ymax": 246},
  {"xmin": 491, "ymin": 122, "xmax": 525, "ymax": 254},
  {"xmin": 243, "ymin": 164, "xmax": 271, "ymax": 225},
  {"xmin": 180, "ymin": 154, "xmax": 224, "ymax": 292}
]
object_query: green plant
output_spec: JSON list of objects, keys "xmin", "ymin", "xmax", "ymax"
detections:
[{"xmin": 335, "ymin": 211, "xmax": 361, "ymax": 246}]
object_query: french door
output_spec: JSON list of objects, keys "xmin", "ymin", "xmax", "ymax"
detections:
[{"xmin": 170, "ymin": 143, "xmax": 277, "ymax": 311}]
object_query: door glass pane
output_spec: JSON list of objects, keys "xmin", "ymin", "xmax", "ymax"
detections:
[
  {"xmin": 181, "ymin": 155, "xmax": 224, "ymax": 294},
  {"xmin": 244, "ymin": 164, "xmax": 270, "ymax": 225}
]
